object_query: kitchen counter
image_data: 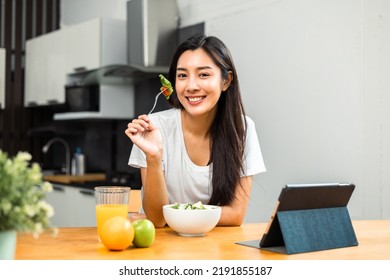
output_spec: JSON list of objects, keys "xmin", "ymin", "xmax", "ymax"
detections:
[
  {"xmin": 43, "ymin": 173, "xmax": 106, "ymax": 185},
  {"xmin": 44, "ymin": 174, "xmax": 142, "ymax": 191},
  {"xmin": 15, "ymin": 220, "xmax": 390, "ymax": 260}
]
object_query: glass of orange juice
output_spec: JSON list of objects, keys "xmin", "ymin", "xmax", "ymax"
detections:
[{"xmin": 95, "ymin": 186, "xmax": 130, "ymax": 241}]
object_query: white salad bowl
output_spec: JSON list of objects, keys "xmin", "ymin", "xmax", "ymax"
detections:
[{"xmin": 163, "ymin": 203, "xmax": 221, "ymax": 237}]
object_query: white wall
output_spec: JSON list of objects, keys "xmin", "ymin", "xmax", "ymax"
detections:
[{"xmin": 178, "ymin": 0, "xmax": 390, "ymax": 222}]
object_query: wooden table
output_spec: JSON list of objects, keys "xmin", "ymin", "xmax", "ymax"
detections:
[{"xmin": 15, "ymin": 220, "xmax": 390, "ymax": 260}]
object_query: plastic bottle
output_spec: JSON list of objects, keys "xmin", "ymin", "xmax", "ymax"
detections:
[
  {"xmin": 76, "ymin": 147, "xmax": 85, "ymax": 175},
  {"xmin": 71, "ymin": 156, "xmax": 77, "ymax": 175},
  {"xmin": 72, "ymin": 147, "xmax": 85, "ymax": 175}
]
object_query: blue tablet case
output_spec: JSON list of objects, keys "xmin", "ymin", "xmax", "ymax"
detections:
[{"xmin": 236, "ymin": 183, "xmax": 358, "ymax": 254}]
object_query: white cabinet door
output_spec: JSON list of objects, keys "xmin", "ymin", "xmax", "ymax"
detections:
[
  {"xmin": 24, "ymin": 30, "xmax": 66, "ymax": 106},
  {"xmin": 64, "ymin": 17, "xmax": 126, "ymax": 73},
  {"xmin": 65, "ymin": 18, "xmax": 101, "ymax": 74},
  {"xmin": 0, "ymin": 48, "xmax": 5, "ymax": 109},
  {"xmin": 45, "ymin": 184, "xmax": 96, "ymax": 227},
  {"xmin": 73, "ymin": 188, "xmax": 96, "ymax": 227},
  {"xmin": 45, "ymin": 184, "xmax": 76, "ymax": 227},
  {"xmin": 24, "ymin": 37, "xmax": 45, "ymax": 106}
]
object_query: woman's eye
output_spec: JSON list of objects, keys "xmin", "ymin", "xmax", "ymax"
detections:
[
  {"xmin": 199, "ymin": 73, "xmax": 210, "ymax": 78},
  {"xmin": 177, "ymin": 73, "xmax": 186, "ymax": 78}
]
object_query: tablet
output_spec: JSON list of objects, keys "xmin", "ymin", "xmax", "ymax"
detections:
[
  {"xmin": 236, "ymin": 182, "xmax": 357, "ymax": 254},
  {"xmin": 259, "ymin": 182, "xmax": 355, "ymax": 248}
]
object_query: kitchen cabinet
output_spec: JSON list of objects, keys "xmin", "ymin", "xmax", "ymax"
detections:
[
  {"xmin": 64, "ymin": 18, "xmax": 100, "ymax": 74},
  {"xmin": 73, "ymin": 188, "xmax": 96, "ymax": 226},
  {"xmin": 65, "ymin": 17, "xmax": 126, "ymax": 73},
  {"xmin": 0, "ymin": 48, "xmax": 6, "ymax": 109},
  {"xmin": 45, "ymin": 184, "xmax": 96, "ymax": 227},
  {"xmin": 25, "ymin": 30, "xmax": 66, "ymax": 106},
  {"xmin": 24, "ymin": 17, "xmax": 126, "ymax": 107}
]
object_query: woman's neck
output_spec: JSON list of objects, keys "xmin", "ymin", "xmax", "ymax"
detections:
[
  {"xmin": 180, "ymin": 109, "xmax": 215, "ymax": 166},
  {"xmin": 180, "ymin": 109, "xmax": 216, "ymax": 138}
]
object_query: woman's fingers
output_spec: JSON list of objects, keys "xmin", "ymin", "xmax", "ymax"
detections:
[
  {"xmin": 128, "ymin": 116, "xmax": 150, "ymax": 130},
  {"xmin": 125, "ymin": 115, "xmax": 154, "ymax": 138}
]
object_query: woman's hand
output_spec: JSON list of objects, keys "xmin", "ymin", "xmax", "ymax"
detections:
[{"xmin": 125, "ymin": 115, "xmax": 163, "ymax": 158}]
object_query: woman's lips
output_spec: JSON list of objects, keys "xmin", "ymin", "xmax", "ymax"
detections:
[{"xmin": 187, "ymin": 96, "xmax": 205, "ymax": 104}]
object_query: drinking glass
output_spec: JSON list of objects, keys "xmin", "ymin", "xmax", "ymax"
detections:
[{"xmin": 95, "ymin": 186, "xmax": 130, "ymax": 241}]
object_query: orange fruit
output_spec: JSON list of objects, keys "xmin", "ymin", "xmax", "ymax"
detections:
[{"xmin": 99, "ymin": 216, "xmax": 134, "ymax": 251}]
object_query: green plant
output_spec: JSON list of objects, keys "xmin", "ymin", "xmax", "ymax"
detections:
[{"xmin": 0, "ymin": 150, "xmax": 54, "ymax": 237}]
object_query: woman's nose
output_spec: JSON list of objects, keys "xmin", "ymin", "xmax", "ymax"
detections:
[{"xmin": 186, "ymin": 76, "xmax": 200, "ymax": 91}]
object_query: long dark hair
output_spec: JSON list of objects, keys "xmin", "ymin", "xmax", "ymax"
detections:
[{"xmin": 167, "ymin": 34, "xmax": 247, "ymax": 206}]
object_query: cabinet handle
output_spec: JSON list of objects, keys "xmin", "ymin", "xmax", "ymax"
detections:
[
  {"xmin": 74, "ymin": 67, "xmax": 87, "ymax": 72},
  {"xmin": 47, "ymin": 99, "xmax": 59, "ymax": 105},
  {"xmin": 79, "ymin": 189, "xmax": 94, "ymax": 196},
  {"xmin": 53, "ymin": 185, "xmax": 65, "ymax": 192},
  {"xmin": 27, "ymin": 101, "xmax": 38, "ymax": 106}
]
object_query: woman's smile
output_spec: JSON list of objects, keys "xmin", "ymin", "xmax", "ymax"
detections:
[{"xmin": 187, "ymin": 96, "xmax": 205, "ymax": 104}]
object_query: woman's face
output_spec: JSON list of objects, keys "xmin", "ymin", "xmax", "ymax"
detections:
[{"xmin": 175, "ymin": 48, "xmax": 230, "ymax": 118}]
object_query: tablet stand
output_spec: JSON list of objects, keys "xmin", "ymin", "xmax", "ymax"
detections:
[
  {"xmin": 236, "ymin": 183, "xmax": 358, "ymax": 254},
  {"xmin": 271, "ymin": 206, "xmax": 358, "ymax": 254}
]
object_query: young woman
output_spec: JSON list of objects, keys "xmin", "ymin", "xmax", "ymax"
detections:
[{"xmin": 125, "ymin": 34, "xmax": 266, "ymax": 227}]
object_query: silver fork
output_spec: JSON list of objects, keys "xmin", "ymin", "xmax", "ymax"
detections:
[
  {"xmin": 148, "ymin": 90, "xmax": 164, "ymax": 115},
  {"xmin": 148, "ymin": 88, "xmax": 174, "ymax": 115}
]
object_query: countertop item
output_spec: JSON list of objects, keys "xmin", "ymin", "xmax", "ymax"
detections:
[
  {"xmin": 44, "ymin": 172, "xmax": 142, "ymax": 190},
  {"xmin": 15, "ymin": 220, "xmax": 390, "ymax": 260},
  {"xmin": 162, "ymin": 203, "xmax": 221, "ymax": 237}
]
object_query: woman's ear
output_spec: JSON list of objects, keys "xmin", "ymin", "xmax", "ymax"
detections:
[{"xmin": 222, "ymin": 71, "xmax": 233, "ymax": 91}]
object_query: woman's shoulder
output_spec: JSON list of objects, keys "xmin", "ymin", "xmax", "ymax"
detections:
[
  {"xmin": 243, "ymin": 115, "xmax": 256, "ymax": 128},
  {"xmin": 243, "ymin": 115, "xmax": 259, "ymax": 138}
]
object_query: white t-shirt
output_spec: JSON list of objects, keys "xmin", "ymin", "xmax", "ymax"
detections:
[{"xmin": 128, "ymin": 108, "xmax": 266, "ymax": 204}]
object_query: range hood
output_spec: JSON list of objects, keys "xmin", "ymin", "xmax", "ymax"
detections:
[
  {"xmin": 127, "ymin": 0, "xmax": 179, "ymax": 68},
  {"xmin": 66, "ymin": 64, "xmax": 169, "ymax": 87}
]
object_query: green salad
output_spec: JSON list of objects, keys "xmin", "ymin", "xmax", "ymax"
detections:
[{"xmin": 171, "ymin": 201, "xmax": 207, "ymax": 210}]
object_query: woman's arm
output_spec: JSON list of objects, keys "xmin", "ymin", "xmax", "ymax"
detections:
[
  {"xmin": 125, "ymin": 115, "xmax": 169, "ymax": 227},
  {"xmin": 218, "ymin": 176, "xmax": 253, "ymax": 226},
  {"xmin": 139, "ymin": 165, "xmax": 169, "ymax": 228}
]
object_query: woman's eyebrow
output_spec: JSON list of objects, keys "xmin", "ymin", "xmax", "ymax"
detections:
[
  {"xmin": 198, "ymin": 66, "xmax": 213, "ymax": 70},
  {"xmin": 176, "ymin": 66, "xmax": 213, "ymax": 71}
]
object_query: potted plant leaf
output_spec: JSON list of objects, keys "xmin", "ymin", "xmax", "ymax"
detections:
[{"xmin": 0, "ymin": 150, "xmax": 55, "ymax": 259}]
